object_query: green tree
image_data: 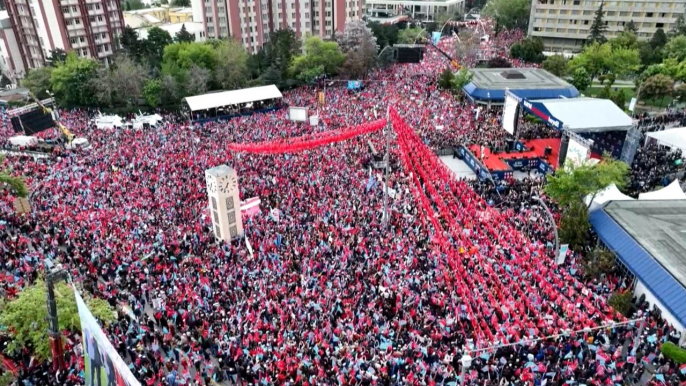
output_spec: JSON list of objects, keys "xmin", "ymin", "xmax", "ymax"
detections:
[
  {"xmin": 651, "ymin": 28, "xmax": 669, "ymax": 48},
  {"xmin": 569, "ymin": 67, "xmax": 591, "ymax": 92},
  {"xmin": 186, "ymin": 64, "xmax": 211, "ymax": 95},
  {"xmin": 213, "ymin": 39, "xmax": 249, "ymax": 90},
  {"xmin": 663, "ymin": 35, "xmax": 686, "ymax": 62},
  {"xmin": 162, "ymin": 42, "xmax": 218, "ymax": 73},
  {"xmin": 397, "ymin": 27, "xmax": 425, "ymax": 44},
  {"xmin": 50, "ymin": 52, "xmax": 99, "ymax": 106},
  {"xmin": 559, "ymin": 200, "xmax": 590, "ymax": 252},
  {"xmin": 143, "ymin": 78, "xmax": 162, "ymax": 107},
  {"xmin": 90, "ymin": 54, "xmax": 148, "ymax": 106},
  {"xmin": 246, "ymin": 49, "xmax": 269, "ymax": 79},
  {"xmin": 367, "ymin": 21, "xmax": 399, "ymax": 49},
  {"xmin": 544, "ymin": 156, "xmax": 629, "ymax": 208},
  {"xmin": 120, "ymin": 26, "xmax": 144, "ymax": 61},
  {"xmin": 0, "ymin": 155, "xmax": 28, "ymax": 198},
  {"xmin": 21, "ymin": 67, "xmax": 54, "ymax": 99},
  {"xmin": 143, "ymin": 27, "xmax": 173, "ymax": 69},
  {"xmin": 587, "ymin": 0, "xmax": 608, "ymax": 45},
  {"xmin": 452, "ymin": 67, "xmax": 473, "ymax": 90},
  {"xmin": 610, "ymin": 31, "xmax": 638, "ymax": 50},
  {"xmin": 606, "ymin": 47, "xmax": 640, "ymax": 78},
  {"xmin": 482, "ymin": 0, "xmax": 530, "ymax": 31},
  {"xmin": 582, "ymin": 246, "xmax": 616, "ymax": 279},
  {"xmin": 624, "ymin": 20, "xmax": 638, "ymax": 34},
  {"xmin": 640, "ymin": 73, "xmax": 674, "ymax": 107},
  {"xmin": 542, "ymin": 55, "xmax": 568, "ymax": 77},
  {"xmin": 174, "ymin": 24, "xmax": 195, "ymax": 43},
  {"xmin": 0, "ymin": 281, "xmax": 115, "ymax": 361},
  {"xmin": 124, "ymin": 0, "xmax": 146, "ymax": 10},
  {"xmin": 568, "ymin": 42, "xmax": 611, "ymax": 81},
  {"xmin": 438, "ymin": 67, "xmax": 455, "ymax": 90},
  {"xmin": 608, "ymin": 290, "xmax": 633, "ymax": 316},
  {"xmin": 510, "ymin": 37, "xmax": 545, "ymax": 63},
  {"xmin": 264, "ymin": 29, "xmax": 299, "ymax": 85},
  {"xmin": 610, "ymin": 88, "xmax": 627, "ymax": 109},
  {"xmin": 171, "ymin": 0, "xmax": 190, "ymax": 5},
  {"xmin": 668, "ymin": 15, "xmax": 686, "ymax": 38},
  {"xmin": 290, "ymin": 36, "xmax": 345, "ymax": 83},
  {"xmin": 46, "ymin": 48, "xmax": 67, "ymax": 66}
]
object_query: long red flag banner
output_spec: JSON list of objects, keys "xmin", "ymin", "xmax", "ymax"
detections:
[{"xmin": 227, "ymin": 119, "xmax": 386, "ymax": 154}]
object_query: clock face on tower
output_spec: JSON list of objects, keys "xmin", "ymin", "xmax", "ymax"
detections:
[
  {"xmin": 206, "ymin": 175, "xmax": 217, "ymax": 194},
  {"xmin": 219, "ymin": 174, "xmax": 238, "ymax": 194}
]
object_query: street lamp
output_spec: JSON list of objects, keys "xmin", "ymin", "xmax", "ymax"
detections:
[
  {"xmin": 460, "ymin": 354, "xmax": 473, "ymax": 386},
  {"xmin": 45, "ymin": 258, "xmax": 68, "ymax": 372}
]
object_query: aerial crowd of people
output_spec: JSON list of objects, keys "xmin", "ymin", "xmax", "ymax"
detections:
[{"xmin": 0, "ymin": 19, "xmax": 686, "ymax": 386}]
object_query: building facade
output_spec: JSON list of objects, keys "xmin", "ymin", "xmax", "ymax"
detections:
[
  {"xmin": 365, "ymin": 0, "xmax": 465, "ymax": 24},
  {"xmin": 191, "ymin": 0, "xmax": 364, "ymax": 52},
  {"xmin": 4, "ymin": 0, "xmax": 124, "ymax": 72},
  {"xmin": 528, "ymin": 0, "xmax": 686, "ymax": 53},
  {"xmin": 0, "ymin": 10, "xmax": 23, "ymax": 79}
]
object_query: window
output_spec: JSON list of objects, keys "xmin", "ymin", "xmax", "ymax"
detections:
[
  {"xmin": 71, "ymin": 5, "xmax": 77, "ymax": 12},
  {"xmin": 82, "ymin": 48, "xmax": 87, "ymax": 55},
  {"xmin": 70, "ymin": 37, "xmax": 77, "ymax": 44},
  {"xmin": 90, "ymin": 16, "xmax": 95, "ymax": 22},
  {"xmin": 87, "ymin": 4, "xmax": 93, "ymax": 10},
  {"xmin": 583, "ymin": 20, "xmax": 589, "ymax": 25},
  {"xmin": 104, "ymin": 44, "xmax": 109, "ymax": 51},
  {"xmin": 305, "ymin": 12, "xmax": 309, "ymax": 17},
  {"xmin": 95, "ymin": 4, "xmax": 100, "ymax": 9},
  {"xmin": 102, "ymin": 33, "xmax": 106, "ymax": 39},
  {"xmin": 62, "ymin": 6, "xmax": 69, "ymax": 13},
  {"xmin": 573, "ymin": 0, "xmax": 579, "ymax": 4},
  {"xmin": 292, "ymin": 12, "xmax": 295, "ymax": 17},
  {"xmin": 97, "ymin": 15, "xmax": 103, "ymax": 22},
  {"xmin": 75, "ymin": 18, "xmax": 80, "ymax": 24},
  {"xmin": 98, "ymin": 45, "xmax": 103, "ymax": 53},
  {"xmin": 326, "ymin": 11, "xmax": 331, "ymax": 16},
  {"xmin": 646, "ymin": 12, "xmax": 653, "ymax": 17},
  {"xmin": 306, "ymin": 21, "xmax": 310, "ymax": 27},
  {"xmin": 660, "ymin": 13, "xmax": 666, "ymax": 18},
  {"xmin": 656, "ymin": 22, "xmax": 664, "ymax": 28}
]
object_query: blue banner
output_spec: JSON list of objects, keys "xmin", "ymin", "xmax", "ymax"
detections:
[
  {"xmin": 347, "ymin": 81, "xmax": 362, "ymax": 90},
  {"xmin": 520, "ymin": 99, "xmax": 563, "ymax": 130},
  {"xmin": 431, "ymin": 31, "xmax": 441, "ymax": 45}
]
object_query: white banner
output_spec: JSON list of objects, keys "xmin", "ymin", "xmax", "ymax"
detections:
[
  {"xmin": 288, "ymin": 107, "xmax": 308, "ymax": 122},
  {"xmin": 75, "ymin": 291, "xmax": 141, "ymax": 386},
  {"xmin": 556, "ymin": 244, "xmax": 569, "ymax": 265},
  {"xmin": 565, "ymin": 137, "xmax": 590, "ymax": 168},
  {"xmin": 502, "ymin": 95, "xmax": 518, "ymax": 135}
]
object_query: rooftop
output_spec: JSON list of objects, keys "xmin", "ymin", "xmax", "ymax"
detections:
[
  {"xmin": 590, "ymin": 200, "xmax": 686, "ymax": 328},
  {"xmin": 469, "ymin": 67, "xmax": 572, "ymax": 90},
  {"xmin": 528, "ymin": 97, "xmax": 633, "ymax": 132},
  {"xmin": 604, "ymin": 200, "xmax": 686, "ymax": 289}
]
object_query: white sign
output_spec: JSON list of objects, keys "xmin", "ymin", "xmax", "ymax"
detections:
[
  {"xmin": 75, "ymin": 291, "xmax": 141, "ymax": 386},
  {"xmin": 502, "ymin": 95, "xmax": 518, "ymax": 135},
  {"xmin": 628, "ymin": 97, "xmax": 637, "ymax": 112},
  {"xmin": 289, "ymin": 107, "xmax": 308, "ymax": 122},
  {"xmin": 556, "ymin": 244, "xmax": 569, "ymax": 265},
  {"xmin": 309, "ymin": 115, "xmax": 319, "ymax": 126},
  {"xmin": 565, "ymin": 137, "xmax": 590, "ymax": 168}
]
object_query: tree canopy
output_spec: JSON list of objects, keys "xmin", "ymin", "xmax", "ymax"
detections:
[
  {"xmin": 0, "ymin": 281, "xmax": 116, "ymax": 361},
  {"xmin": 50, "ymin": 52, "xmax": 99, "ymax": 106},
  {"xmin": 482, "ymin": 0, "xmax": 530, "ymax": 32},
  {"xmin": 587, "ymin": 1, "xmax": 608, "ymax": 45},
  {"xmin": 0, "ymin": 155, "xmax": 28, "ymax": 198},
  {"xmin": 544, "ymin": 156, "xmax": 629, "ymax": 208},
  {"xmin": 397, "ymin": 27, "xmax": 425, "ymax": 44},
  {"xmin": 542, "ymin": 55, "xmax": 568, "ymax": 77},
  {"xmin": 290, "ymin": 36, "xmax": 345, "ymax": 83},
  {"xmin": 509, "ymin": 37, "xmax": 545, "ymax": 63}
]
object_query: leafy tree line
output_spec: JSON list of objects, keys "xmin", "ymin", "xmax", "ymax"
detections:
[{"xmin": 22, "ymin": 21, "xmax": 383, "ymax": 109}]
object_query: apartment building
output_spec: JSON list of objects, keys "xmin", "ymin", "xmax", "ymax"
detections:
[
  {"xmin": 528, "ymin": 0, "xmax": 686, "ymax": 53},
  {"xmin": 191, "ymin": 0, "xmax": 364, "ymax": 52},
  {"xmin": 4, "ymin": 0, "xmax": 124, "ymax": 71},
  {"xmin": 0, "ymin": 10, "xmax": 23, "ymax": 78},
  {"xmin": 365, "ymin": 0, "xmax": 466, "ymax": 23}
]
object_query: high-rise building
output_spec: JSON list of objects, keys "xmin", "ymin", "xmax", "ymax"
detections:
[
  {"xmin": 528, "ymin": 0, "xmax": 686, "ymax": 53},
  {"xmin": 191, "ymin": 0, "xmax": 364, "ymax": 53},
  {"xmin": 4, "ymin": 0, "xmax": 124, "ymax": 72}
]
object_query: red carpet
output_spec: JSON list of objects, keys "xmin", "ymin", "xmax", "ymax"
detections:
[
  {"xmin": 468, "ymin": 138, "xmax": 561, "ymax": 173},
  {"xmin": 521, "ymin": 138, "xmax": 561, "ymax": 169},
  {"xmin": 468, "ymin": 146, "xmax": 511, "ymax": 171}
]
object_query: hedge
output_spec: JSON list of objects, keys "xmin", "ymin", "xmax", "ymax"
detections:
[{"xmin": 661, "ymin": 342, "xmax": 686, "ymax": 364}]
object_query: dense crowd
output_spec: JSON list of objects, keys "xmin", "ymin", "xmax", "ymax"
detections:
[{"xmin": 0, "ymin": 21, "xmax": 685, "ymax": 386}]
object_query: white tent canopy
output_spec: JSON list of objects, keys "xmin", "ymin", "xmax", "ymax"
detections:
[
  {"xmin": 646, "ymin": 127, "xmax": 686, "ymax": 154},
  {"xmin": 530, "ymin": 98, "xmax": 634, "ymax": 133},
  {"xmin": 183, "ymin": 85, "xmax": 282, "ymax": 112},
  {"xmin": 586, "ymin": 184, "xmax": 634, "ymax": 212},
  {"xmin": 638, "ymin": 180, "xmax": 686, "ymax": 200}
]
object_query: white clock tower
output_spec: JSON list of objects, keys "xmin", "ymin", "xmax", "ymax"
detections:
[{"xmin": 205, "ymin": 165, "xmax": 244, "ymax": 242}]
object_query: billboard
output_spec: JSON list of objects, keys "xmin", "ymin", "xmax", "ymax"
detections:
[
  {"xmin": 565, "ymin": 137, "xmax": 590, "ymax": 168},
  {"xmin": 75, "ymin": 291, "xmax": 141, "ymax": 386},
  {"xmin": 431, "ymin": 31, "xmax": 441, "ymax": 45},
  {"xmin": 288, "ymin": 107, "xmax": 308, "ymax": 122},
  {"xmin": 503, "ymin": 94, "xmax": 519, "ymax": 135}
]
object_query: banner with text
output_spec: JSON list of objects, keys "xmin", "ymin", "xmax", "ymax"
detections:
[{"xmin": 75, "ymin": 291, "xmax": 140, "ymax": 386}]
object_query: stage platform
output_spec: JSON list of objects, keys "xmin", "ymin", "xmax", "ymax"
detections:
[{"xmin": 466, "ymin": 138, "xmax": 561, "ymax": 179}]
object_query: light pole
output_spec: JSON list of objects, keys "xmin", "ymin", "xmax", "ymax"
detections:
[
  {"xmin": 460, "ymin": 354, "xmax": 472, "ymax": 386},
  {"xmin": 45, "ymin": 258, "xmax": 68, "ymax": 372},
  {"xmin": 532, "ymin": 195, "xmax": 559, "ymax": 260}
]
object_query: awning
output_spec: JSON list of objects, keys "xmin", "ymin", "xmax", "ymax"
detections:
[
  {"xmin": 646, "ymin": 127, "xmax": 686, "ymax": 154},
  {"xmin": 638, "ymin": 180, "xmax": 686, "ymax": 201},
  {"xmin": 525, "ymin": 97, "xmax": 633, "ymax": 132},
  {"xmin": 183, "ymin": 85, "xmax": 282, "ymax": 112}
]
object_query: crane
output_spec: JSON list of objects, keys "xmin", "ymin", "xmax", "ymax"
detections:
[{"xmin": 27, "ymin": 92, "xmax": 74, "ymax": 144}]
